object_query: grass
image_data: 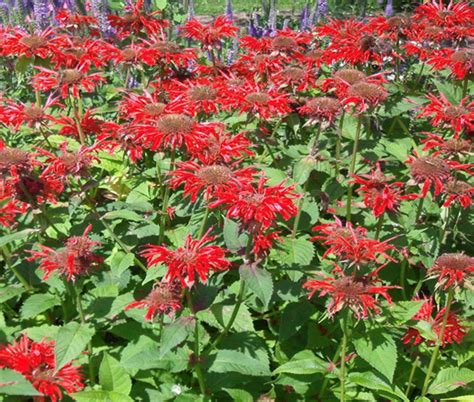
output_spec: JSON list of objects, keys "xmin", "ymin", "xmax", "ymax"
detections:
[{"xmin": 195, "ymin": 0, "xmax": 309, "ymax": 15}]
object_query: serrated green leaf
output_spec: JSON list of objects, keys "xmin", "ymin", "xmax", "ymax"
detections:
[
  {"xmin": 273, "ymin": 350, "xmax": 327, "ymax": 375},
  {"xmin": 239, "ymin": 263, "xmax": 273, "ymax": 309},
  {"xmin": 99, "ymin": 353, "xmax": 132, "ymax": 395},
  {"xmin": 223, "ymin": 219, "xmax": 248, "ymax": 252},
  {"xmin": 279, "ymin": 301, "xmax": 316, "ymax": 342},
  {"xmin": 413, "ymin": 320, "xmax": 438, "ymax": 342},
  {"xmin": 353, "ymin": 329, "xmax": 397, "ymax": 382},
  {"xmin": 102, "ymin": 210, "xmax": 144, "ymax": 222},
  {"xmin": 55, "ymin": 322, "xmax": 95, "ymax": 371},
  {"xmin": 21, "ymin": 293, "xmax": 60, "ymax": 320},
  {"xmin": 223, "ymin": 388, "xmax": 253, "ymax": 402},
  {"xmin": 209, "ymin": 349, "xmax": 270, "ymax": 376},
  {"xmin": 199, "ymin": 301, "xmax": 254, "ymax": 333},
  {"xmin": 428, "ymin": 368, "xmax": 474, "ymax": 395},
  {"xmin": 159, "ymin": 316, "xmax": 195, "ymax": 358},
  {"xmin": 109, "ymin": 251, "xmax": 135, "ymax": 276},
  {"xmin": 15, "ymin": 55, "xmax": 33, "ymax": 73},
  {"xmin": 271, "ymin": 236, "xmax": 314, "ymax": 267},
  {"xmin": 0, "ymin": 368, "xmax": 42, "ymax": 395},
  {"xmin": 388, "ymin": 301, "xmax": 424, "ymax": 323}
]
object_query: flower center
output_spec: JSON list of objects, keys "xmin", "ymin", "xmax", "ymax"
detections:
[
  {"xmin": 23, "ymin": 105, "xmax": 44, "ymax": 120},
  {"xmin": 358, "ymin": 35, "xmax": 376, "ymax": 51},
  {"xmin": 197, "ymin": 165, "xmax": 233, "ymax": 185},
  {"xmin": 60, "ymin": 69, "xmax": 84, "ymax": 85},
  {"xmin": 451, "ymin": 50, "xmax": 473, "ymax": 63},
  {"xmin": 156, "ymin": 114, "xmax": 194, "ymax": 134},
  {"xmin": 187, "ymin": 85, "xmax": 218, "ymax": 101},
  {"xmin": 271, "ymin": 36, "xmax": 298, "ymax": 51},
  {"xmin": 153, "ymin": 41, "xmax": 181, "ymax": 54},
  {"xmin": 144, "ymin": 103, "xmax": 166, "ymax": 116},
  {"xmin": 245, "ymin": 92, "xmax": 270, "ymax": 105},
  {"xmin": 444, "ymin": 138, "xmax": 471, "ymax": 153},
  {"xmin": 304, "ymin": 97, "xmax": 341, "ymax": 117},
  {"xmin": 334, "ymin": 69, "xmax": 366, "ymax": 85},
  {"xmin": 19, "ymin": 35, "xmax": 47, "ymax": 49},
  {"xmin": 347, "ymin": 82, "xmax": 387, "ymax": 102},
  {"xmin": 333, "ymin": 276, "xmax": 366, "ymax": 298},
  {"xmin": 443, "ymin": 180, "xmax": 471, "ymax": 195},
  {"xmin": 122, "ymin": 48, "xmax": 137, "ymax": 61},
  {"xmin": 0, "ymin": 148, "xmax": 30, "ymax": 173},
  {"xmin": 410, "ymin": 156, "xmax": 450, "ymax": 180},
  {"xmin": 444, "ymin": 105, "xmax": 467, "ymax": 119},
  {"xmin": 433, "ymin": 253, "xmax": 473, "ymax": 272},
  {"xmin": 387, "ymin": 16, "xmax": 406, "ymax": 28}
]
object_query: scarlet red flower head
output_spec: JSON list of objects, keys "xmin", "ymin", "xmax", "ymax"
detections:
[
  {"xmin": 0, "ymin": 335, "xmax": 84, "ymax": 401},
  {"xmin": 428, "ymin": 253, "xmax": 474, "ymax": 290},
  {"xmin": 180, "ymin": 16, "xmax": 238, "ymax": 50}
]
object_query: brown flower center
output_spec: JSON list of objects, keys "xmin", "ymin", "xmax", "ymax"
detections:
[
  {"xmin": 444, "ymin": 180, "xmax": 471, "ymax": 195},
  {"xmin": 144, "ymin": 103, "xmax": 166, "ymax": 116},
  {"xmin": 121, "ymin": 48, "xmax": 137, "ymax": 61},
  {"xmin": 347, "ymin": 82, "xmax": 387, "ymax": 103},
  {"xmin": 432, "ymin": 253, "xmax": 474, "ymax": 273},
  {"xmin": 333, "ymin": 276, "xmax": 367, "ymax": 298},
  {"xmin": 334, "ymin": 69, "xmax": 366, "ymax": 85},
  {"xmin": 359, "ymin": 35, "xmax": 377, "ymax": 51},
  {"xmin": 410, "ymin": 156, "xmax": 450, "ymax": 181},
  {"xmin": 23, "ymin": 105, "xmax": 44, "ymax": 120},
  {"xmin": 304, "ymin": 97, "xmax": 341, "ymax": 118},
  {"xmin": 443, "ymin": 138, "xmax": 471, "ymax": 154},
  {"xmin": 283, "ymin": 67, "xmax": 305, "ymax": 81},
  {"xmin": 60, "ymin": 69, "xmax": 84, "ymax": 85},
  {"xmin": 197, "ymin": 165, "xmax": 232, "ymax": 185},
  {"xmin": 0, "ymin": 148, "xmax": 31, "ymax": 174},
  {"xmin": 156, "ymin": 114, "xmax": 194, "ymax": 134},
  {"xmin": 19, "ymin": 35, "xmax": 47, "ymax": 49},
  {"xmin": 444, "ymin": 105, "xmax": 468, "ymax": 119},
  {"xmin": 245, "ymin": 92, "xmax": 270, "ymax": 105},
  {"xmin": 387, "ymin": 16, "xmax": 407, "ymax": 28},
  {"xmin": 187, "ymin": 85, "xmax": 218, "ymax": 101},
  {"xmin": 153, "ymin": 41, "xmax": 181, "ymax": 54},
  {"xmin": 271, "ymin": 36, "xmax": 298, "ymax": 51},
  {"xmin": 451, "ymin": 50, "xmax": 473, "ymax": 63}
]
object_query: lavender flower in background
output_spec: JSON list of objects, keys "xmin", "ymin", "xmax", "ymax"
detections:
[
  {"xmin": 225, "ymin": 0, "xmax": 233, "ymax": 20},
  {"xmin": 318, "ymin": 0, "xmax": 328, "ymax": 18},
  {"xmin": 91, "ymin": 0, "xmax": 114, "ymax": 37},
  {"xmin": 300, "ymin": 4, "xmax": 309, "ymax": 31},
  {"xmin": 268, "ymin": 0, "xmax": 277, "ymax": 36},
  {"xmin": 0, "ymin": 1, "xmax": 9, "ymax": 23},
  {"xmin": 385, "ymin": 0, "xmax": 393, "ymax": 17},
  {"xmin": 227, "ymin": 37, "xmax": 238, "ymax": 65},
  {"xmin": 33, "ymin": 0, "xmax": 50, "ymax": 29},
  {"xmin": 282, "ymin": 17, "xmax": 289, "ymax": 30}
]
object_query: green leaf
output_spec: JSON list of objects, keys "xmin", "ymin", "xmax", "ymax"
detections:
[
  {"xmin": 0, "ymin": 229, "xmax": 37, "ymax": 247},
  {"xmin": 388, "ymin": 301, "xmax": 424, "ymax": 323},
  {"xmin": 413, "ymin": 320, "xmax": 438, "ymax": 342},
  {"xmin": 0, "ymin": 368, "xmax": 42, "ymax": 395},
  {"xmin": 271, "ymin": 236, "xmax": 314, "ymax": 267},
  {"xmin": 109, "ymin": 251, "xmax": 135, "ymax": 276},
  {"xmin": 159, "ymin": 316, "xmax": 195, "ymax": 358},
  {"xmin": 293, "ymin": 156, "xmax": 317, "ymax": 184},
  {"xmin": 209, "ymin": 349, "xmax": 271, "ymax": 376},
  {"xmin": 55, "ymin": 322, "xmax": 95, "ymax": 371},
  {"xmin": 99, "ymin": 353, "xmax": 132, "ymax": 395},
  {"xmin": 199, "ymin": 301, "xmax": 254, "ymax": 333},
  {"xmin": 273, "ymin": 350, "xmax": 327, "ymax": 375},
  {"xmin": 353, "ymin": 329, "xmax": 397, "ymax": 382},
  {"xmin": 15, "ymin": 55, "xmax": 33, "ymax": 73},
  {"xmin": 153, "ymin": 0, "xmax": 167, "ymax": 9},
  {"xmin": 21, "ymin": 293, "xmax": 60, "ymax": 320},
  {"xmin": 428, "ymin": 368, "xmax": 474, "ymax": 395},
  {"xmin": 223, "ymin": 388, "xmax": 254, "ymax": 402},
  {"xmin": 72, "ymin": 390, "xmax": 133, "ymax": 402},
  {"xmin": 102, "ymin": 210, "xmax": 144, "ymax": 222},
  {"xmin": 223, "ymin": 219, "xmax": 248, "ymax": 252},
  {"xmin": 433, "ymin": 80, "xmax": 462, "ymax": 104},
  {"xmin": 0, "ymin": 285, "xmax": 24, "ymax": 303},
  {"xmin": 349, "ymin": 371, "xmax": 408, "ymax": 401},
  {"xmin": 279, "ymin": 302, "xmax": 316, "ymax": 342},
  {"xmin": 239, "ymin": 263, "xmax": 273, "ymax": 309}
]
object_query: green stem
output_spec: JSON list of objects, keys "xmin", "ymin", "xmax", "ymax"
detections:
[
  {"xmin": 462, "ymin": 76, "xmax": 469, "ymax": 98},
  {"xmin": 346, "ymin": 117, "xmax": 362, "ymax": 222},
  {"xmin": 318, "ymin": 342, "xmax": 342, "ymax": 400},
  {"xmin": 335, "ymin": 111, "xmax": 345, "ymax": 176},
  {"xmin": 339, "ymin": 310, "xmax": 351, "ymax": 402},
  {"xmin": 374, "ymin": 213, "xmax": 384, "ymax": 240},
  {"xmin": 421, "ymin": 287, "xmax": 454, "ymax": 396},
  {"xmin": 292, "ymin": 179, "xmax": 310, "ymax": 238},
  {"xmin": 71, "ymin": 284, "xmax": 95, "ymax": 385},
  {"xmin": 197, "ymin": 206, "xmax": 210, "ymax": 238},
  {"xmin": 186, "ymin": 292, "xmax": 207, "ymax": 396},
  {"xmin": 89, "ymin": 201, "xmax": 147, "ymax": 272},
  {"xmin": 415, "ymin": 197, "xmax": 425, "ymax": 223},
  {"xmin": 400, "ymin": 258, "xmax": 408, "ymax": 300},
  {"xmin": 159, "ymin": 151, "xmax": 175, "ymax": 243},
  {"xmin": 2, "ymin": 246, "xmax": 32, "ymax": 291},
  {"xmin": 438, "ymin": 206, "xmax": 450, "ymax": 248},
  {"xmin": 405, "ymin": 356, "xmax": 419, "ymax": 397}
]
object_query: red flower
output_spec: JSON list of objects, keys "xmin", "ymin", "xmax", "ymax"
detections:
[
  {"xmin": 403, "ymin": 298, "xmax": 468, "ymax": 347},
  {"xmin": 169, "ymin": 160, "xmax": 256, "ymax": 202},
  {"xmin": 321, "ymin": 69, "xmax": 386, "ymax": 99},
  {"xmin": 350, "ymin": 163, "xmax": 417, "ymax": 217},
  {"xmin": 3, "ymin": 95, "xmax": 61, "ymax": 130},
  {"xmin": 188, "ymin": 126, "xmax": 254, "ymax": 164},
  {"xmin": 125, "ymin": 279, "xmax": 183, "ymax": 320},
  {"xmin": 0, "ymin": 182, "xmax": 27, "ymax": 227},
  {"xmin": 418, "ymin": 94, "xmax": 474, "ymax": 133},
  {"xmin": 139, "ymin": 39, "xmax": 196, "ymax": 67},
  {"xmin": 443, "ymin": 179, "xmax": 474, "ymax": 208},
  {"xmin": 342, "ymin": 82, "xmax": 388, "ymax": 114},
  {"xmin": 27, "ymin": 225, "xmax": 102, "ymax": 281},
  {"xmin": 32, "ymin": 65, "xmax": 105, "ymax": 98},
  {"xmin": 141, "ymin": 229, "xmax": 230, "ymax": 287},
  {"xmin": 180, "ymin": 16, "xmax": 238, "ymax": 50},
  {"xmin": 0, "ymin": 335, "xmax": 84, "ymax": 402},
  {"xmin": 98, "ymin": 122, "xmax": 143, "ymax": 163},
  {"xmin": 421, "ymin": 133, "xmax": 472, "ymax": 157},
  {"xmin": 119, "ymin": 91, "xmax": 177, "ymax": 123},
  {"xmin": 210, "ymin": 175, "xmax": 299, "ymax": 231},
  {"xmin": 311, "ymin": 217, "xmax": 396, "ymax": 266},
  {"xmin": 271, "ymin": 66, "xmax": 318, "ymax": 92},
  {"xmin": 253, "ymin": 230, "xmax": 282, "ymax": 257},
  {"xmin": 428, "ymin": 253, "xmax": 474, "ymax": 289},
  {"xmin": 54, "ymin": 109, "xmax": 102, "ymax": 139},
  {"xmin": 406, "ymin": 153, "xmax": 472, "ymax": 198},
  {"xmin": 50, "ymin": 36, "xmax": 112, "ymax": 69},
  {"xmin": 299, "ymin": 97, "xmax": 342, "ymax": 125},
  {"xmin": 303, "ymin": 265, "xmax": 397, "ymax": 319},
  {"xmin": 413, "ymin": 1, "xmax": 474, "ymax": 29},
  {"xmin": 427, "ymin": 48, "xmax": 474, "ymax": 80},
  {"xmin": 1, "ymin": 27, "xmax": 60, "ymax": 58},
  {"xmin": 133, "ymin": 114, "xmax": 212, "ymax": 153},
  {"xmin": 108, "ymin": 0, "xmax": 169, "ymax": 37}
]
